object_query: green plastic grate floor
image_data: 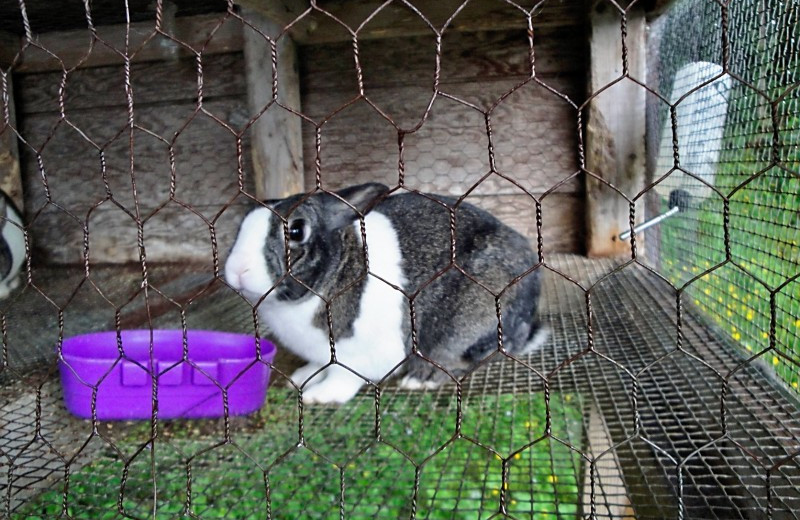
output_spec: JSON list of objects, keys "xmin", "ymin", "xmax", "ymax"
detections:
[{"xmin": 1, "ymin": 255, "xmax": 799, "ymax": 519}]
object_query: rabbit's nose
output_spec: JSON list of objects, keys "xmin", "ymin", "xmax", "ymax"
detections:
[
  {"xmin": 231, "ymin": 268, "xmax": 249, "ymax": 289},
  {"xmin": 224, "ymin": 257, "xmax": 250, "ymax": 290}
]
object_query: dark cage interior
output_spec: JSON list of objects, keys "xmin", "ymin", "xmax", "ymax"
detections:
[{"xmin": 0, "ymin": 0, "xmax": 798, "ymax": 519}]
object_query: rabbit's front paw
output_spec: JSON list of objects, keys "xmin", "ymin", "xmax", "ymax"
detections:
[
  {"xmin": 300, "ymin": 365, "xmax": 365, "ymax": 404},
  {"xmin": 290, "ymin": 363, "xmax": 325, "ymax": 388},
  {"xmin": 398, "ymin": 375, "xmax": 441, "ymax": 390}
]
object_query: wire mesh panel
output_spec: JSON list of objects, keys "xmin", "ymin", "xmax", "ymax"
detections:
[
  {"xmin": 0, "ymin": 0, "xmax": 798, "ymax": 519},
  {"xmin": 648, "ymin": 0, "xmax": 800, "ymax": 395},
  {"xmin": 643, "ymin": 0, "xmax": 800, "ymax": 516}
]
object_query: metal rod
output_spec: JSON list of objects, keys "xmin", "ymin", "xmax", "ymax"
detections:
[{"xmin": 619, "ymin": 205, "xmax": 680, "ymax": 241}]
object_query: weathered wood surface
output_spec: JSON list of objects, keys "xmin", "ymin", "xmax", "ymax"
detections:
[
  {"xmin": 299, "ymin": 26, "xmax": 584, "ymax": 193},
  {"xmin": 241, "ymin": 0, "xmax": 586, "ymax": 44},
  {"xmin": 19, "ymin": 96, "xmax": 252, "ymax": 212},
  {"xmin": 298, "ymin": 22, "xmax": 586, "ymax": 252},
  {"xmin": 12, "ymin": 13, "xmax": 244, "ymax": 73},
  {"xmin": 26, "ymin": 203, "xmax": 248, "ymax": 265},
  {"xmin": 585, "ymin": 2, "xmax": 647, "ymax": 257},
  {"xmin": 14, "ymin": 7, "xmax": 587, "ymax": 262},
  {"xmin": 17, "ymin": 53, "xmax": 254, "ymax": 264},
  {"xmin": 302, "ymin": 84, "xmax": 580, "ymax": 195},
  {"xmin": 16, "ymin": 52, "xmax": 247, "ymax": 114},
  {"xmin": 473, "ymin": 193, "xmax": 584, "ymax": 255},
  {"xmin": 299, "ymin": 26, "xmax": 586, "ymax": 90},
  {"xmin": 0, "ymin": 75, "xmax": 24, "ymax": 209},
  {"xmin": 242, "ymin": 8, "xmax": 304, "ymax": 199}
]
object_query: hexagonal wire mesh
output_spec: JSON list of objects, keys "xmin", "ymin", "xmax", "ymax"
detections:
[{"xmin": 0, "ymin": 0, "xmax": 797, "ymax": 519}]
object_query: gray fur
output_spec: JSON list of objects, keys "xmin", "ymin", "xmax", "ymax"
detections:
[
  {"xmin": 255, "ymin": 183, "xmax": 543, "ymax": 382},
  {"xmin": 0, "ymin": 194, "xmax": 10, "ymax": 278},
  {"xmin": 378, "ymin": 191, "xmax": 542, "ymax": 381}
]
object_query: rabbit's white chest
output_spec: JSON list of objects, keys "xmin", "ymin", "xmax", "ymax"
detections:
[{"xmin": 262, "ymin": 211, "xmax": 407, "ymax": 379}]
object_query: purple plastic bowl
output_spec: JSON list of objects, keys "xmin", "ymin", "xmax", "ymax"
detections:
[{"xmin": 59, "ymin": 330, "xmax": 277, "ymax": 420}]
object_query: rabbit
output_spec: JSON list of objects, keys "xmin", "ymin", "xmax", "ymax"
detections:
[
  {"xmin": 0, "ymin": 192, "xmax": 24, "ymax": 300},
  {"xmin": 225, "ymin": 183, "xmax": 547, "ymax": 404}
]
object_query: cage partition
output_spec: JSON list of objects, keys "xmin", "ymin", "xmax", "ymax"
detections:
[{"xmin": 0, "ymin": 0, "xmax": 799, "ymax": 519}]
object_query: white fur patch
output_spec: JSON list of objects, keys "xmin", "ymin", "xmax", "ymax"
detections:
[
  {"xmin": 520, "ymin": 325, "xmax": 550, "ymax": 355},
  {"xmin": 225, "ymin": 207, "xmax": 274, "ymax": 298},
  {"xmin": 398, "ymin": 376, "xmax": 441, "ymax": 391},
  {"xmin": 0, "ymin": 204, "xmax": 24, "ymax": 297},
  {"xmin": 264, "ymin": 296, "xmax": 330, "ymax": 365},
  {"xmin": 256, "ymin": 211, "xmax": 408, "ymax": 403},
  {"xmin": 301, "ymin": 365, "xmax": 370, "ymax": 404},
  {"xmin": 289, "ymin": 362, "xmax": 325, "ymax": 387}
]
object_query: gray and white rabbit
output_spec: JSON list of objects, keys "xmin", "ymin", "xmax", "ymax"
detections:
[
  {"xmin": 0, "ymin": 192, "xmax": 24, "ymax": 299},
  {"xmin": 225, "ymin": 183, "xmax": 547, "ymax": 404}
]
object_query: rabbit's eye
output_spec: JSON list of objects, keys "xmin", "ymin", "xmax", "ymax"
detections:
[{"xmin": 288, "ymin": 219, "xmax": 306, "ymax": 243}]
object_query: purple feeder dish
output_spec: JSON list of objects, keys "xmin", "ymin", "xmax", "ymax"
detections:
[{"xmin": 59, "ymin": 330, "xmax": 277, "ymax": 420}]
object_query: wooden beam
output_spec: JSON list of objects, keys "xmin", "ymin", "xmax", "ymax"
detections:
[
  {"xmin": 16, "ymin": 52, "xmax": 246, "ymax": 115},
  {"xmin": 585, "ymin": 2, "xmax": 647, "ymax": 257},
  {"xmin": 0, "ymin": 75, "xmax": 23, "ymax": 211},
  {"xmin": 238, "ymin": 0, "xmax": 582, "ymax": 45},
  {"xmin": 20, "ymin": 96, "xmax": 250, "ymax": 213},
  {"xmin": 300, "ymin": 27, "xmax": 586, "ymax": 91},
  {"xmin": 236, "ymin": 0, "xmax": 309, "ymax": 35},
  {"xmin": 242, "ymin": 7, "xmax": 304, "ymax": 199},
  {"xmin": 13, "ymin": 13, "xmax": 243, "ymax": 73}
]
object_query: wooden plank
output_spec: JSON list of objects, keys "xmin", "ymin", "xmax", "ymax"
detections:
[
  {"xmin": 472, "ymin": 193, "xmax": 584, "ymax": 254},
  {"xmin": 302, "ymin": 84, "xmax": 582, "ymax": 196},
  {"xmin": 242, "ymin": 8, "xmax": 304, "ymax": 199},
  {"xmin": 585, "ymin": 2, "xmax": 647, "ymax": 257},
  {"xmin": 0, "ymin": 75, "xmax": 24, "ymax": 210},
  {"xmin": 299, "ymin": 26, "xmax": 586, "ymax": 92},
  {"xmin": 240, "ymin": 0, "xmax": 585, "ymax": 44},
  {"xmin": 27, "ymin": 202, "xmax": 249, "ymax": 264},
  {"xmin": 19, "ymin": 97, "xmax": 253, "ymax": 214},
  {"xmin": 14, "ymin": 13, "xmax": 243, "ymax": 73},
  {"xmin": 581, "ymin": 403, "xmax": 636, "ymax": 519},
  {"xmin": 16, "ymin": 52, "xmax": 246, "ymax": 115},
  {"xmin": 236, "ymin": 0, "xmax": 309, "ymax": 35}
]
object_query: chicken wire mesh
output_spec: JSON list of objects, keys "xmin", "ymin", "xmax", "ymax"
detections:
[{"xmin": 0, "ymin": 0, "xmax": 796, "ymax": 519}]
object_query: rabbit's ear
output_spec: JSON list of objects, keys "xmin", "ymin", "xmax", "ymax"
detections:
[{"xmin": 322, "ymin": 183, "xmax": 390, "ymax": 230}]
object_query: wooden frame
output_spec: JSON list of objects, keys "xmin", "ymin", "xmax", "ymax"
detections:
[
  {"xmin": 585, "ymin": 1, "xmax": 647, "ymax": 257},
  {"xmin": 241, "ymin": 7, "xmax": 304, "ymax": 199},
  {"xmin": 238, "ymin": 0, "xmax": 579, "ymax": 44}
]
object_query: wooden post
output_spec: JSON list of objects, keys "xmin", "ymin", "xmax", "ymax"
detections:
[
  {"xmin": 585, "ymin": 2, "xmax": 647, "ymax": 257},
  {"xmin": 0, "ymin": 32, "xmax": 24, "ymax": 210},
  {"xmin": 242, "ymin": 7, "xmax": 304, "ymax": 199}
]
